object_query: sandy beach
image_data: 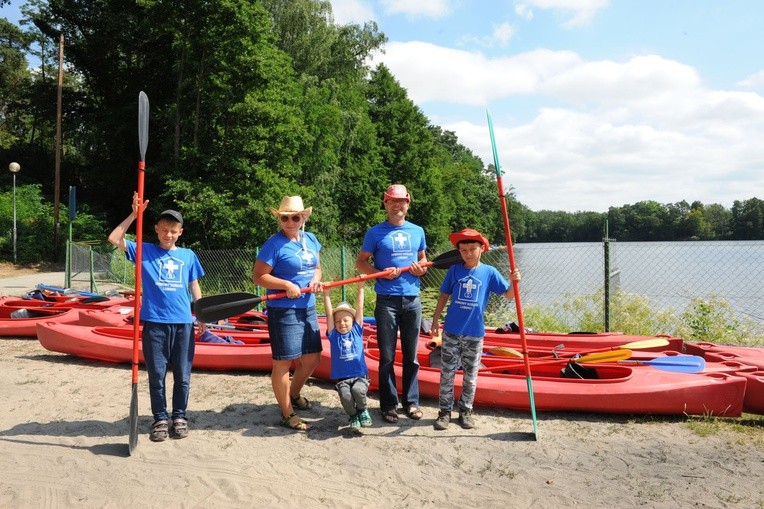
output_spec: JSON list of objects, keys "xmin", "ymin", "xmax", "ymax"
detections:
[{"xmin": 1, "ymin": 267, "xmax": 763, "ymax": 508}]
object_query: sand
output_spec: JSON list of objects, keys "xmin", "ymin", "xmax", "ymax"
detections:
[{"xmin": 1, "ymin": 269, "xmax": 763, "ymax": 508}]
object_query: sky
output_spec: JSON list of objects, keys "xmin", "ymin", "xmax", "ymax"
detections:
[{"xmin": 4, "ymin": 1, "xmax": 764, "ymax": 212}]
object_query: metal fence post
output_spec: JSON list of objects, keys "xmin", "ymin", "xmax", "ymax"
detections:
[
  {"xmin": 603, "ymin": 220, "xmax": 611, "ymax": 332},
  {"xmin": 340, "ymin": 245, "xmax": 347, "ymax": 302}
]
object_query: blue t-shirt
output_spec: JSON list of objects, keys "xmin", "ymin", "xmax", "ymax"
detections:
[
  {"xmin": 257, "ymin": 231, "xmax": 321, "ymax": 309},
  {"xmin": 440, "ymin": 263, "xmax": 510, "ymax": 337},
  {"xmin": 327, "ymin": 322, "xmax": 367, "ymax": 380},
  {"xmin": 360, "ymin": 221, "xmax": 427, "ymax": 296},
  {"xmin": 125, "ymin": 240, "xmax": 204, "ymax": 324}
]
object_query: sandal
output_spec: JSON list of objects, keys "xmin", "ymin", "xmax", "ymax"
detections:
[
  {"xmin": 290, "ymin": 394, "xmax": 311, "ymax": 411},
  {"xmin": 171, "ymin": 417, "xmax": 188, "ymax": 439},
  {"xmin": 406, "ymin": 406, "xmax": 423, "ymax": 420},
  {"xmin": 150, "ymin": 419, "xmax": 169, "ymax": 442},
  {"xmin": 381, "ymin": 409, "xmax": 399, "ymax": 424},
  {"xmin": 280, "ymin": 413, "xmax": 312, "ymax": 432}
]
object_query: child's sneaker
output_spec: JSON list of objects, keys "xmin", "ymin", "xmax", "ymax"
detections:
[
  {"xmin": 458, "ymin": 410, "xmax": 475, "ymax": 429},
  {"xmin": 349, "ymin": 414, "xmax": 362, "ymax": 433},
  {"xmin": 358, "ymin": 408, "xmax": 373, "ymax": 427},
  {"xmin": 433, "ymin": 410, "xmax": 451, "ymax": 431}
]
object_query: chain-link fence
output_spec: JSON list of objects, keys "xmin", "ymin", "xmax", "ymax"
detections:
[{"xmin": 70, "ymin": 240, "xmax": 764, "ymax": 340}]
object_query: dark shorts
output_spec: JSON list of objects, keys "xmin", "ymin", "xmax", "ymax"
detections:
[{"xmin": 266, "ymin": 306, "xmax": 322, "ymax": 361}]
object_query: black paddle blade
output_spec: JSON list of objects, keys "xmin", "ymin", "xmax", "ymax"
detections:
[
  {"xmin": 430, "ymin": 249, "xmax": 462, "ymax": 269},
  {"xmin": 128, "ymin": 383, "xmax": 138, "ymax": 455},
  {"xmin": 194, "ymin": 292, "xmax": 263, "ymax": 323}
]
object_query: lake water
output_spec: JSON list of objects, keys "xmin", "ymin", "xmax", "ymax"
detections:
[{"xmin": 481, "ymin": 240, "xmax": 764, "ymax": 325}]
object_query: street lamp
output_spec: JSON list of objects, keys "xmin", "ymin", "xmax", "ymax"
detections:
[{"xmin": 9, "ymin": 162, "xmax": 20, "ymax": 263}]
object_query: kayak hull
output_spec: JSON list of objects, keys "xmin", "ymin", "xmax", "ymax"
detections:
[{"xmin": 36, "ymin": 322, "xmax": 274, "ymax": 371}]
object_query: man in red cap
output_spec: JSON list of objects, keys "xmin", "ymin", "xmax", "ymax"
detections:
[
  {"xmin": 430, "ymin": 228, "xmax": 520, "ymax": 430},
  {"xmin": 356, "ymin": 184, "xmax": 428, "ymax": 424}
]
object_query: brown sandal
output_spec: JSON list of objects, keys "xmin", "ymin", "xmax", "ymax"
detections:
[
  {"xmin": 280, "ymin": 413, "xmax": 312, "ymax": 432},
  {"xmin": 290, "ymin": 394, "xmax": 312, "ymax": 411},
  {"xmin": 382, "ymin": 409, "xmax": 399, "ymax": 424},
  {"xmin": 406, "ymin": 406, "xmax": 423, "ymax": 420}
]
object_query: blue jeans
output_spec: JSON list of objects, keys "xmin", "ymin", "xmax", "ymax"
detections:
[
  {"xmin": 142, "ymin": 321, "xmax": 195, "ymax": 422},
  {"xmin": 374, "ymin": 295, "xmax": 421, "ymax": 412}
]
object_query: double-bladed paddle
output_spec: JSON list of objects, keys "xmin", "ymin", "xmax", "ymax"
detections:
[
  {"xmin": 194, "ymin": 249, "xmax": 463, "ymax": 323},
  {"xmin": 129, "ymin": 91, "xmax": 149, "ymax": 456},
  {"xmin": 482, "ymin": 350, "xmax": 706, "ymax": 374},
  {"xmin": 487, "ymin": 337, "xmax": 670, "ymax": 359},
  {"xmin": 488, "ymin": 109, "xmax": 538, "ymax": 439}
]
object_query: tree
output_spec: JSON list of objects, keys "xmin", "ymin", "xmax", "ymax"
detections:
[{"xmin": 366, "ymin": 64, "xmax": 450, "ymax": 244}]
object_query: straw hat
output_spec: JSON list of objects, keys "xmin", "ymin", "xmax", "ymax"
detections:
[
  {"xmin": 270, "ymin": 196, "xmax": 313, "ymax": 219},
  {"xmin": 449, "ymin": 228, "xmax": 490, "ymax": 250},
  {"xmin": 332, "ymin": 301, "xmax": 356, "ymax": 317}
]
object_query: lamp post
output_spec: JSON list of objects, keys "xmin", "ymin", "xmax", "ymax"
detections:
[{"xmin": 9, "ymin": 162, "xmax": 20, "ymax": 263}]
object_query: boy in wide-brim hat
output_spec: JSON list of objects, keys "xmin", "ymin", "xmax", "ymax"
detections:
[{"xmin": 430, "ymin": 228, "xmax": 520, "ymax": 431}]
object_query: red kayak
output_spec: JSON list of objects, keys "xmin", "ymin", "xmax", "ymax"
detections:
[
  {"xmin": 737, "ymin": 371, "xmax": 764, "ymax": 414},
  {"xmin": 36, "ymin": 322, "xmax": 274, "ymax": 371},
  {"xmin": 685, "ymin": 341, "xmax": 764, "ymax": 371},
  {"xmin": 0, "ymin": 306, "xmax": 79, "ymax": 337},
  {"xmin": 364, "ymin": 348, "xmax": 746, "ymax": 416}
]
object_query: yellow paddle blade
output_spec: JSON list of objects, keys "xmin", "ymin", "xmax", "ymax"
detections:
[
  {"xmin": 574, "ymin": 349, "xmax": 633, "ymax": 364},
  {"xmin": 489, "ymin": 346, "xmax": 524, "ymax": 358},
  {"xmin": 620, "ymin": 338, "xmax": 670, "ymax": 350}
]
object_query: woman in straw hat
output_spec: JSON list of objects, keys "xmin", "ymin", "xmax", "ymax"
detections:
[{"xmin": 253, "ymin": 196, "xmax": 322, "ymax": 432}]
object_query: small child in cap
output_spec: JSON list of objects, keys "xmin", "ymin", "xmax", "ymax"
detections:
[{"xmin": 322, "ymin": 281, "xmax": 371, "ymax": 433}]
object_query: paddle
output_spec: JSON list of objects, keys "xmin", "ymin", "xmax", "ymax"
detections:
[
  {"xmin": 194, "ymin": 249, "xmax": 462, "ymax": 323},
  {"xmin": 488, "ymin": 109, "xmax": 538, "ymax": 440},
  {"xmin": 128, "ymin": 91, "xmax": 149, "ymax": 456},
  {"xmin": 479, "ymin": 349, "xmax": 633, "ymax": 373},
  {"xmin": 619, "ymin": 355, "xmax": 706, "ymax": 373},
  {"xmin": 482, "ymin": 351, "xmax": 707, "ymax": 374},
  {"xmin": 36, "ymin": 283, "xmax": 100, "ymax": 298},
  {"xmin": 487, "ymin": 337, "xmax": 671, "ymax": 359}
]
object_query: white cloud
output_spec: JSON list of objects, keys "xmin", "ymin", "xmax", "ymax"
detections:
[
  {"xmin": 492, "ymin": 22, "xmax": 516, "ymax": 47},
  {"xmin": 515, "ymin": 3, "xmax": 534, "ymax": 20},
  {"xmin": 517, "ymin": 0, "xmax": 609, "ymax": 28},
  {"xmin": 374, "ymin": 42, "xmax": 764, "ymax": 211},
  {"xmin": 329, "ymin": 0, "xmax": 377, "ymax": 25},
  {"xmin": 379, "ymin": 0, "xmax": 452, "ymax": 18},
  {"xmin": 373, "ymin": 42, "xmax": 581, "ymax": 104},
  {"xmin": 458, "ymin": 22, "xmax": 517, "ymax": 48},
  {"xmin": 738, "ymin": 70, "xmax": 764, "ymax": 89}
]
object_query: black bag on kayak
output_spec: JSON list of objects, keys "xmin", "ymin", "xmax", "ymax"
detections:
[{"xmin": 561, "ymin": 362, "xmax": 599, "ymax": 379}]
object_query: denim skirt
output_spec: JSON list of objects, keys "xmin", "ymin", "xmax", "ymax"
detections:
[{"xmin": 266, "ymin": 306, "xmax": 322, "ymax": 361}]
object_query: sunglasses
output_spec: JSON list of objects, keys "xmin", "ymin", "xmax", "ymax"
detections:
[{"xmin": 280, "ymin": 215, "xmax": 302, "ymax": 223}]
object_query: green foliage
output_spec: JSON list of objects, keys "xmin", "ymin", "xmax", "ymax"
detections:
[
  {"xmin": 0, "ymin": 184, "xmax": 107, "ymax": 263},
  {"xmin": 676, "ymin": 295, "xmax": 763, "ymax": 345}
]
